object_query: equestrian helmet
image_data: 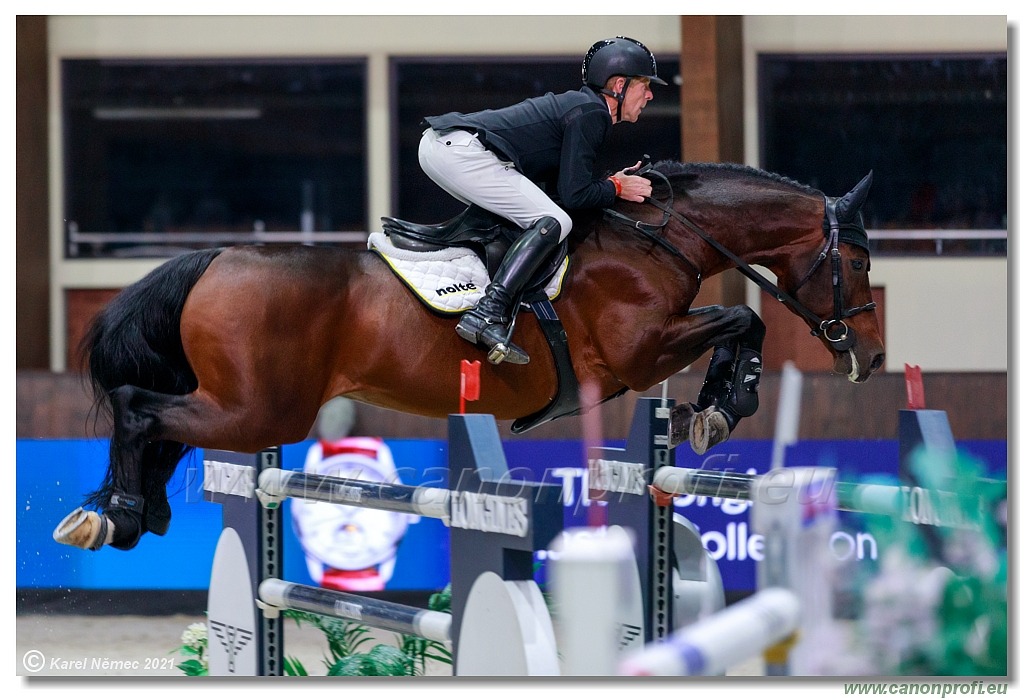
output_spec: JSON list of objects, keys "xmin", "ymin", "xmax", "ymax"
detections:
[{"xmin": 582, "ymin": 36, "xmax": 668, "ymax": 88}]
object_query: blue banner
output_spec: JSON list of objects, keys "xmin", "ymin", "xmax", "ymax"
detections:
[{"xmin": 17, "ymin": 436, "xmax": 1005, "ymax": 594}]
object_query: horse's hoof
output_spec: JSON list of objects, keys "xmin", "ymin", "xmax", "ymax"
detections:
[
  {"xmin": 668, "ymin": 403, "xmax": 697, "ymax": 448},
  {"xmin": 53, "ymin": 508, "xmax": 108, "ymax": 551},
  {"xmin": 690, "ymin": 408, "xmax": 730, "ymax": 455}
]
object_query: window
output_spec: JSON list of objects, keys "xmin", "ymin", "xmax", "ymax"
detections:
[
  {"xmin": 760, "ymin": 54, "xmax": 1006, "ymax": 255},
  {"xmin": 392, "ymin": 57, "xmax": 681, "ymax": 224},
  {"xmin": 62, "ymin": 59, "xmax": 368, "ymax": 258}
]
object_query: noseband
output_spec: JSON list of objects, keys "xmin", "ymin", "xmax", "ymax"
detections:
[
  {"xmin": 792, "ymin": 196, "xmax": 877, "ymax": 351},
  {"xmin": 603, "ymin": 168, "xmax": 876, "ymax": 352}
]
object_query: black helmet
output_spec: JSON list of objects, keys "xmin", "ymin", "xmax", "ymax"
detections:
[{"xmin": 582, "ymin": 36, "xmax": 668, "ymax": 88}]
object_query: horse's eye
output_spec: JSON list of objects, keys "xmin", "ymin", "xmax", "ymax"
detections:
[{"xmin": 851, "ymin": 260, "xmax": 865, "ymax": 272}]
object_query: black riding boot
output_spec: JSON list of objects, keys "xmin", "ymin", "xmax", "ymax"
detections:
[{"xmin": 455, "ymin": 216, "xmax": 560, "ymax": 365}]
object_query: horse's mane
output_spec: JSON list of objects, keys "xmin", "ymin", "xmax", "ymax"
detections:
[{"xmin": 649, "ymin": 160, "xmax": 823, "ymax": 198}]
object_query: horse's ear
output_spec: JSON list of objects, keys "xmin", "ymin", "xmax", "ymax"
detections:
[{"xmin": 836, "ymin": 170, "xmax": 873, "ymax": 222}]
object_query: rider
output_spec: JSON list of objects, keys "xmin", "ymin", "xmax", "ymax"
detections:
[{"xmin": 418, "ymin": 36, "xmax": 666, "ymax": 365}]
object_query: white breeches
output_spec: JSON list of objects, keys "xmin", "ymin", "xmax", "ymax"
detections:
[{"xmin": 418, "ymin": 128, "xmax": 572, "ymax": 240}]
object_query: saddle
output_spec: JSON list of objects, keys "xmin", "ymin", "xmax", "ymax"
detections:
[
  {"xmin": 382, "ymin": 204, "xmax": 565, "ymax": 284},
  {"xmin": 378, "ymin": 204, "xmax": 582, "ymax": 433}
]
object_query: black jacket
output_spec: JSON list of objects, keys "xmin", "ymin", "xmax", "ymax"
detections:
[{"xmin": 423, "ymin": 86, "xmax": 617, "ymax": 210}]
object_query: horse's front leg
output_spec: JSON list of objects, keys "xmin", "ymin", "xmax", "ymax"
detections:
[{"xmin": 658, "ymin": 305, "xmax": 766, "ymax": 455}]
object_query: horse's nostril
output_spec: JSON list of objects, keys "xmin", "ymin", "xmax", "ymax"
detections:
[{"xmin": 870, "ymin": 353, "xmax": 885, "ymax": 371}]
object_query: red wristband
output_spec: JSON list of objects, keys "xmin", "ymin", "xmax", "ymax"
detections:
[{"xmin": 609, "ymin": 176, "xmax": 623, "ymax": 196}]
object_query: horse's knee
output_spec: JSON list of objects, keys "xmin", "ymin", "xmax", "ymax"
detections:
[
  {"xmin": 731, "ymin": 305, "xmax": 765, "ymax": 346},
  {"xmin": 109, "ymin": 385, "xmax": 134, "ymax": 417}
]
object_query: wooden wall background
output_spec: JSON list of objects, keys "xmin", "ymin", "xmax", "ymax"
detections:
[{"xmin": 17, "ymin": 369, "xmax": 1006, "ymax": 442}]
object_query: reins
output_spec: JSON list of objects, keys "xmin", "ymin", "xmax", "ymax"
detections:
[
  {"xmin": 601, "ymin": 179, "xmax": 700, "ymax": 280},
  {"xmin": 603, "ymin": 165, "xmax": 876, "ymax": 351}
]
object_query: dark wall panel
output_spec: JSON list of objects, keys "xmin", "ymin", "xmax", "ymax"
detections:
[
  {"xmin": 16, "ymin": 16, "xmax": 50, "ymax": 369},
  {"xmin": 17, "ymin": 370, "xmax": 1007, "ymax": 442}
]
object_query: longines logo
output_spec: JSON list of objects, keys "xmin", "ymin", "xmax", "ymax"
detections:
[{"xmin": 209, "ymin": 619, "xmax": 254, "ymax": 673}]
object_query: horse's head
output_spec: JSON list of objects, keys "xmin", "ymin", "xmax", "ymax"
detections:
[{"xmin": 783, "ymin": 172, "xmax": 885, "ymax": 382}]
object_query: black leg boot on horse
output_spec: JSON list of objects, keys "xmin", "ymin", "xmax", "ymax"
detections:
[
  {"xmin": 455, "ymin": 216, "xmax": 560, "ymax": 365},
  {"xmin": 106, "ymin": 386, "xmax": 178, "ymax": 549},
  {"xmin": 687, "ymin": 345, "xmax": 763, "ymax": 454},
  {"xmin": 687, "ymin": 314, "xmax": 766, "ymax": 455},
  {"xmin": 53, "ymin": 385, "xmax": 181, "ymax": 551}
]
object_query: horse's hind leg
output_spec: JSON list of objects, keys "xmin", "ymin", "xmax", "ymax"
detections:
[
  {"xmin": 689, "ymin": 308, "xmax": 767, "ymax": 454},
  {"xmin": 55, "ymin": 386, "xmax": 192, "ymax": 551}
]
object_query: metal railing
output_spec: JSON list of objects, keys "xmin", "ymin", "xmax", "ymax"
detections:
[
  {"xmin": 66, "ymin": 222, "xmax": 368, "ymax": 257},
  {"xmin": 65, "ymin": 222, "xmax": 1006, "ymax": 258},
  {"xmin": 867, "ymin": 229, "xmax": 1007, "ymax": 255}
]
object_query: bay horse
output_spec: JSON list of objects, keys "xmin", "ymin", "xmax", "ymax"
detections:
[{"xmin": 54, "ymin": 161, "xmax": 885, "ymax": 552}]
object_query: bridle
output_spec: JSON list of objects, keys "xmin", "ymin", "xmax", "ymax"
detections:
[{"xmin": 603, "ymin": 167, "xmax": 877, "ymax": 352}]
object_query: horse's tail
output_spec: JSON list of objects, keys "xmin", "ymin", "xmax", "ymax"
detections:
[{"xmin": 81, "ymin": 247, "xmax": 223, "ymax": 512}]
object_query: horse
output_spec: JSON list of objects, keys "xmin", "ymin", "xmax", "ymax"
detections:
[{"xmin": 53, "ymin": 161, "xmax": 885, "ymax": 553}]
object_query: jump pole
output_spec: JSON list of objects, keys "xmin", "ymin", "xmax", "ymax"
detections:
[
  {"xmin": 554, "ymin": 465, "xmax": 837, "ymax": 677},
  {"xmin": 204, "ymin": 411, "xmax": 564, "ymax": 676}
]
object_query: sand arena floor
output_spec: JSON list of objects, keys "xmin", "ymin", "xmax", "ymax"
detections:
[
  {"xmin": 16, "ymin": 612, "xmax": 454, "ymax": 677},
  {"xmin": 16, "ymin": 613, "xmax": 765, "ymax": 678}
]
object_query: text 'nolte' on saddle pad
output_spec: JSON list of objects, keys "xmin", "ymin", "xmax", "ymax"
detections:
[{"xmin": 367, "ymin": 231, "xmax": 568, "ymax": 315}]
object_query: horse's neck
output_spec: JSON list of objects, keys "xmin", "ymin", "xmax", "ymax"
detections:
[
  {"xmin": 682, "ymin": 189, "xmax": 823, "ymax": 275},
  {"xmin": 569, "ymin": 184, "xmax": 822, "ymax": 289},
  {"xmin": 568, "ymin": 228, "xmax": 698, "ymax": 304}
]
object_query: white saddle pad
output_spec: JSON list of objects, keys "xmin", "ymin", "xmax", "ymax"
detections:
[{"xmin": 367, "ymin": 231, "xmax": 568, "ymax": 315}]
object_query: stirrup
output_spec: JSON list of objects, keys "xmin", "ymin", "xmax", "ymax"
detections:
[
  {"xmin": 455, "ymin": 315, "xmax": 529, "ymax": 365},
  {"xmin": 479, "ymin": 322, "xmax": 529, "ymax": 364},
  {"xmin": 483, "ymin": 339, "xmax": 529, "ymax": 366}
]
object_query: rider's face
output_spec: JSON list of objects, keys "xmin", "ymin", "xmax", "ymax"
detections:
[{"xmin": 618, "ymin": 77, "xmax": 653, "ymax": 123}]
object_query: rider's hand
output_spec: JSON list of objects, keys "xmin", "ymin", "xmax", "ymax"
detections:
[{"xmin": 611, "ymin": 161, "xmax": 652, "ymax": 202}]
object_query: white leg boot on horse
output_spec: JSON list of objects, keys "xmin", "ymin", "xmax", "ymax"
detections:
[{"xmin": 455, "ymin": 217, "xmax": 560, "ymax": 365}]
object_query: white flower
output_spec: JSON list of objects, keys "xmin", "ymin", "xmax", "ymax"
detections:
[{"xmin": 181, "ymin": 622, "xmax": 208, "ymax": 647}]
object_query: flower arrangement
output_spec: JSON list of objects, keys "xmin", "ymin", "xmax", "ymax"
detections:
[
  {"xmin": 848, "ymin": 449, "xmax": 1007, "ymax": 675},
  {"xmin": 174, "ymin": 622, "xmax": 209, "ymax": 676},
  {"xmin": 177, "ymin": 585, "xmax": 453, "ymax": 677}
]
